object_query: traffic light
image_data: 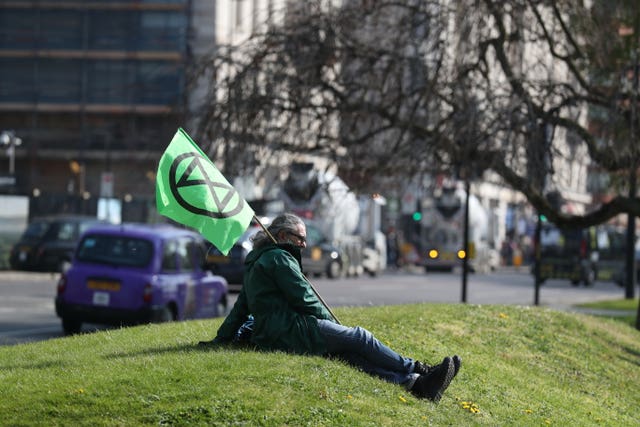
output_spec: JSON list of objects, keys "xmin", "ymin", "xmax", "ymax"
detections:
[{"xmin": 412, "ymin": 211, "xmax": 422, "ymax": 221}]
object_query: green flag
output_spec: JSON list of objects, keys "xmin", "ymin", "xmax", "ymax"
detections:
[{"xmin": 156, "ymin": 128, "xmax": 254, "ymax": 255}]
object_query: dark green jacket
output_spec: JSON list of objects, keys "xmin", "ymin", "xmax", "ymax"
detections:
[{"xmin": 214, "ymin": 243, "xmax": 334, "ymax": 355}]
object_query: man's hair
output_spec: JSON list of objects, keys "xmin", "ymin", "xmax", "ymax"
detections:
[{"xmin": 252, "ymin": 213, "xmax": 305, "ymax": 249}]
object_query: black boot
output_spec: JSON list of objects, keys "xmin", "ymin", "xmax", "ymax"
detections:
[
  {"xmin": 410, "ymin": 356, "xmax": 455, "ymax": 402},
  {"xmin": 414, "ymin": 355, "xmax": 462, "ymax": 378}
]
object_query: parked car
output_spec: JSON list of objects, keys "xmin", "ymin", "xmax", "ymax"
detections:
[
  {"xmin": 302, "ymin": 221, "xmax": 343, "ymax": 279},
  {"xmin": 9, "ymin": 215, "xmax": 107, "ymax": 273},
  {"xmin": 536, "ymin": 223, "xmax": 627, "ymax": 286},
  {"xmin": 612, "ymin": 239, "xmax": 640, "ymax": 286},
  {"xmin": 55, "ymin": 223, "xmax": 228, "ymax": 335},
  {"xmin": 207, "ymin": 226, "xmax": 260, "ymax": 291}
]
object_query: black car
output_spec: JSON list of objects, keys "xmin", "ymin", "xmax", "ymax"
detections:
[
  {"xmin": 206, "ymin": 226, "xmax": 260, "ymax": 291},
  {"xmin": 9, "ymin": 215, "xmax": 106, "ymax": 273},
  {"xmin": 536, "ymin": 223, "xmax": 627, "ymax": 286},
  {"xmin": 302, "ymin": 221, "xmax": 343, "ymax": 279}
]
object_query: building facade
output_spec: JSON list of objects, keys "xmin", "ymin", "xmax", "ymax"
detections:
[
  {"xmin": 0, "ymin": 0, "xmax": 191, "ymax": 220},
  {"xmin": 0, "ymin": 0, "xmax": 290, "ymax": 221}
]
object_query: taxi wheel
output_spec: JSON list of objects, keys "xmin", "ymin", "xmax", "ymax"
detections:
[
  {"xmin": 158, "ymin": 306, "xmax": 174, "ymax": 323},
  {"xmin": 62, "ymin": 318, "xmax": 82, "ymax": 335}
]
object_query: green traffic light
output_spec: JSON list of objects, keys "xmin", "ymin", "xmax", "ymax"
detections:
[{"xmin": 412, "ymin": 212, "xmax": 422, "ymax": 221}]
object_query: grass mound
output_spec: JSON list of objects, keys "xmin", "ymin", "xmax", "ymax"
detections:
[{"xmin": 0, "ymin": 303, "xmax": 638, "ymax": 426}]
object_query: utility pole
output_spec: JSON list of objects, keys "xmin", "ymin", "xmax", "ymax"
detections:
[
  {"xmin": 461, "ymin": 176, "xmax": 470, "ymax": 303},
  {"xmin": 630, "ymin": 15, "xmax": 640, "ymax": 330},
  {"xmin": 626, "ymin": 45, "xmax": 638, "ymax": 300}
]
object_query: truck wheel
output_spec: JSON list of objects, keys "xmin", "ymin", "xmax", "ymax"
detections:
[
  {"xmin": 327, "ymin": 260, "xmax": 342, "ymax": 279},
  {"xmin": 62, "ymin": 318, "xmax": 82, "ymax": 335}
]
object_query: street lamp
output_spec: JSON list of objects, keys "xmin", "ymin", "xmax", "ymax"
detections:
[{"xmin": 0, "ymin": 130, "xmax": 22, "ymax": 175}]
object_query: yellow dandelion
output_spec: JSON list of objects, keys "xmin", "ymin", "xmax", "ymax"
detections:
[
  {"xmin": 499, "ymin": 312, "xmax": 509, "ymax": 319},
  {"xmin": 76, "ymin": 388, "xmax": 85, "ymax": 394},
  {"xmin": 524, "ymin": 409, "xmax": 533, "ymax": 414},
  {"xmin": 459, "ymin": 400, "xmax": 480, "ymax": 414},
  {"xmin": 347, "ymin": 395, "xmax": 353, "ymax": 399},
  {"xmin": 398, "ymin": 395, "xmax": 407, "ymax": 403}
]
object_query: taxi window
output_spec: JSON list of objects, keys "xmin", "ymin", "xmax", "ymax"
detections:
[
  {"xmin": 176, "ymin": 237, "xmax": 195, "ymax": 272},
  {"xmin": 162, "ymin": 239, "xmax": 179, "ymax": 272},
  {"xmin": 77, "ymin": 234, "xmax": 153, "ymax": 267}
]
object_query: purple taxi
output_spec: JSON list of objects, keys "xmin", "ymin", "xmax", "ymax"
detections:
[{"xmin": 55, "ymin": 223, "xmax": 228, "ymax": 335}]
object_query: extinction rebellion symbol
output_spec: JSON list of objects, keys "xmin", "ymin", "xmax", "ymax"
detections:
[{"xmin": 169, "ymin": 152, "xmax": 245, "ymax": 219}]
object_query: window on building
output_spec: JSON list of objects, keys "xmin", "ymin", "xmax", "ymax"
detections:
[
  {"xmin": 0, "ymin": 58, "xmax": 35, "ymax": 102},
  {"xmin": 88, "ymin": 11, "xmax": 136, "ymax": 51},
  {"xmin": 136, "ymin": 61, "xmax": 183, "ymax": 105},
  {"xmin": 139, "ymin": 11, "xmax": 187, "ymax": 52},
  {"xmin": 87, "ymin": 60, "xmax": 133, "ymax": 104},
  {"xmin": 0, "ymin": 10, "xmax": 37, "ymax": 49},
  {"xmin": 40, "ymin": 9, "xmax": 83, "ymax": 49},
  {"xmin": 235, "ymin": 0, "xmax": 246, "ymax": 29},
  {"xmin": 38, "ymin": 58, "xmax": 82, "ymax": 103}
]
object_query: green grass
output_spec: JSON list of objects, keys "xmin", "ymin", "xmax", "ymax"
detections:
[
  {"xmin": 579, "ymin": 298, "xmax": 638, "ymax": 311},
  {"xmin": 577, "ymin": 298, "xmax": 639, "ymax": 327},
  {"xmin": 1, "ymin": 303, "xmax": 639, "ymax": 426}
]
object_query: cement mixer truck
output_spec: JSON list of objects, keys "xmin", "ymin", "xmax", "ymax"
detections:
[
  {"xmin": 419, "ymin": 184, "xmax": 498, "ymax": 273},
  {"xmin": 279, "ymin": 162, "xmax": 387, "ymax": 277}
]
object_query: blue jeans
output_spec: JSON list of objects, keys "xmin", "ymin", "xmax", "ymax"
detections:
[{"xmin": 317, "ymin": 319, "xmax": 417, "ymax": 386}]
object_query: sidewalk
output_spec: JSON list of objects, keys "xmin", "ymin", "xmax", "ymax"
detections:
[{"xmin": 565, "ymin": 307, "xmax": 637, "ymax": 318}]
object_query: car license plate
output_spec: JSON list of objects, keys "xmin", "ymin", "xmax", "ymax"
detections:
[
  {"xmin": 87, "ymin": 279, "xmax": 121, "ymax": 291},
  {"xmin": 93, "ymin": 292, "xmax": 110, "ymax": 306}
]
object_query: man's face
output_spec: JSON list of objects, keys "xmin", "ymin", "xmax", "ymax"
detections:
[{"xmin": 280, "ymin": 223, "xmax": 307, "ymax": 248}]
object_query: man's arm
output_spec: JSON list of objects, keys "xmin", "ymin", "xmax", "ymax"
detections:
[{"xmin": 271, "ymin": 252, "xmax": 334, "ymax": 320}]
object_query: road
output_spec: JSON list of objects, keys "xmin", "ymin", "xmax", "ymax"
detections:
[{"xmin": 0, "ymin": 267, "xmax": 631, "ymax": 346}]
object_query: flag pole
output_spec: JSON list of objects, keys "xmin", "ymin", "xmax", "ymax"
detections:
[{"xmin": 254, "ymin": 215, "xmax": 341, "ymax": 325}]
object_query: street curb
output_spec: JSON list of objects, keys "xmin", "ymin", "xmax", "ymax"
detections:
[{"xmin": 0, "ymin": 271, "xmax": 60, "ymax": 282}]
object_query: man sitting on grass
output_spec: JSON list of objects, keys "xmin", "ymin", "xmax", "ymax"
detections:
[{"xmin": 200, "ymin": 213, "xmax": 461, "ymax": 402}]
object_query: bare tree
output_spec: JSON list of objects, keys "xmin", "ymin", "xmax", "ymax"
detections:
[
  {"xmin": 192, "ymin": 0, "xmax": 640, "ymax": 225},
  {"xmin": 192, "ymin": 1, "xmax": 453, "ymax": 189}
]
